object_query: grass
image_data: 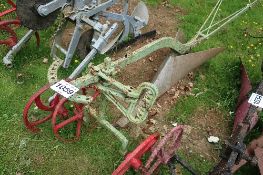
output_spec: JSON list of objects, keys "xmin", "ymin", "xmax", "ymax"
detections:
[
  {"xmin": 168, "ymin": 0, "xmax": 263, "ymax": 122},
  {"xmin": 0, "ymin": 0, "xmax": 263, "ymax": 174}
]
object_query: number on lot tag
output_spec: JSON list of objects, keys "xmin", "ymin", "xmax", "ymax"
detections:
[
  {"xmin": 51, "ymin": 80, "xmax": 79, "ymax": 98},
  {"xmin": 248, "ymin": 93, "xmax": 263, "ymax": 108}
]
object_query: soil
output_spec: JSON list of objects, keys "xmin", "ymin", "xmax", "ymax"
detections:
[{"xmin": 180, "ymin": 108, "xmax": 231, "ymax": 162}]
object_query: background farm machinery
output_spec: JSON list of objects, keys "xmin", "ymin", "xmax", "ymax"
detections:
[
  {"xmin": 0, "ymin": 0, "xmax": 40, "ymax": 67},
  {"xmin": 16, "ymin": 0, "xmax": 151, "ymax": 80}
]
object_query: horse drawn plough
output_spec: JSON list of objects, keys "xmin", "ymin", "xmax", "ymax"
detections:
[{"xmin": 3, "ymin": 0, "xmax": 262, "ymax": 174}]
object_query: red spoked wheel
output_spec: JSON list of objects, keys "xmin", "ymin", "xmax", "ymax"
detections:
[
  {"xmin": 24, "ymin": 82, "xmax": 100, "ymax": 142},
  {"xmin": 51, "ymin": 98, "xmax": 84, "ymax": 143},
  {"xmin": 51, "ymin": 85, "xmax": 100, "ymax": 142},
  {"xmin": 112, "ymin": 134, "xmax": 159, "ymax": 175},
  {"xmin": 145, "ymin": 126, "xmax": 184, "ymax": 174},
  {"xmin": 23, "ymin": 84, "xmax": 61, "ymax": 132},
  {"xmin": 0, "ymin": 20, "xmax": 20, "ymax": 47}
]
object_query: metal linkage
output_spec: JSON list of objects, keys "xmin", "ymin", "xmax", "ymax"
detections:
[
  {"xmin": 25, "ymin": 38, "xmax": 193, "ymax": 150},
  {"xmin": 24, "ymin": 48, "xmax": 160, "ymax": 150},
  {"xmin": 112, "ymin": 126, "xmax": 184, "ymax": 175},
  {"xmin": 0, "ymin": 0, "xmax": 40, "ymax": 67}
]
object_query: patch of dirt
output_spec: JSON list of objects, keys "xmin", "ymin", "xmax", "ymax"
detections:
[
  {"xmin": 180, "ymin": 108, "xmax": 231, "ymax": 162},
  {"xmin": 32, "ymin": 154, "xmax": 45, "ymax": 165}
]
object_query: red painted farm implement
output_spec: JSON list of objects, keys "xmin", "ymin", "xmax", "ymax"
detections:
[
  {"xmin": 0, "ymin": 0, "xmax": 19, "ymax": 48},
  {"xmin": 0, "ymin": 0, "xmax": 40, "ymax": 67}
]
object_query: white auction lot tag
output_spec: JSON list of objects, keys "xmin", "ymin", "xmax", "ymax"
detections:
[
  {"xmin": 248, "ymin": 93, "xmax": 263, "ymax": 108},
  {"xmin": 51, "ymin": 80, "xmax": 79, "ymax": 98}
]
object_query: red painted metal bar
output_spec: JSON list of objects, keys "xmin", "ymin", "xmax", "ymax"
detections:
[
  {"xmin": 233, "ymin": 64, "xmax": 253, "ymax": 131},
  {"xmin": 23, "ymin": 82, "xmax": 100, "ymax": 142},
  {"xmin": 51, "ymin": 86, "xmax": 100, "ymax": 142},
  {"xmin": 0, "ymin": 25, "xmax": 17, "ymax": 47},
  {"xmin": 112, "ymin": 134, "xmax": 159, "ymax": 175},
  {"xmin": 0, "ymin": 0, "xmax": 16, "ymax": 18},
  {"xmin": 0, "ymin": 8, "xmax": 16, "ymax": 17},
  {"xmin": 7, "ymin": 0, "xmax": 16, "ymax": 7},
  {"xmin": 0, "ymin": 20, "xmax": 20, "ymax": 47}
]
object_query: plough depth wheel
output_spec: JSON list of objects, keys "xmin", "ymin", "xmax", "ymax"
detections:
[
  {"xmin": 51, "ymin": 86, "xmax": 100, "ymax": 142},
  {"xmin": 51, "ymin": 98, "xmax": 84, "ymax": 142},
  {"xmin": 23, "ymin": 84, "xmax": 60, "ymax": 132},
  {"xmin": 23, "ymin": 83, "xmax": 100, "ymax": 142}
]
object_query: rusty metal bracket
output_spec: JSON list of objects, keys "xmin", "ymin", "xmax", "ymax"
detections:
[{"xmin": 112, "ymin": 126, "xmax": 184, "ymax": 175}]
